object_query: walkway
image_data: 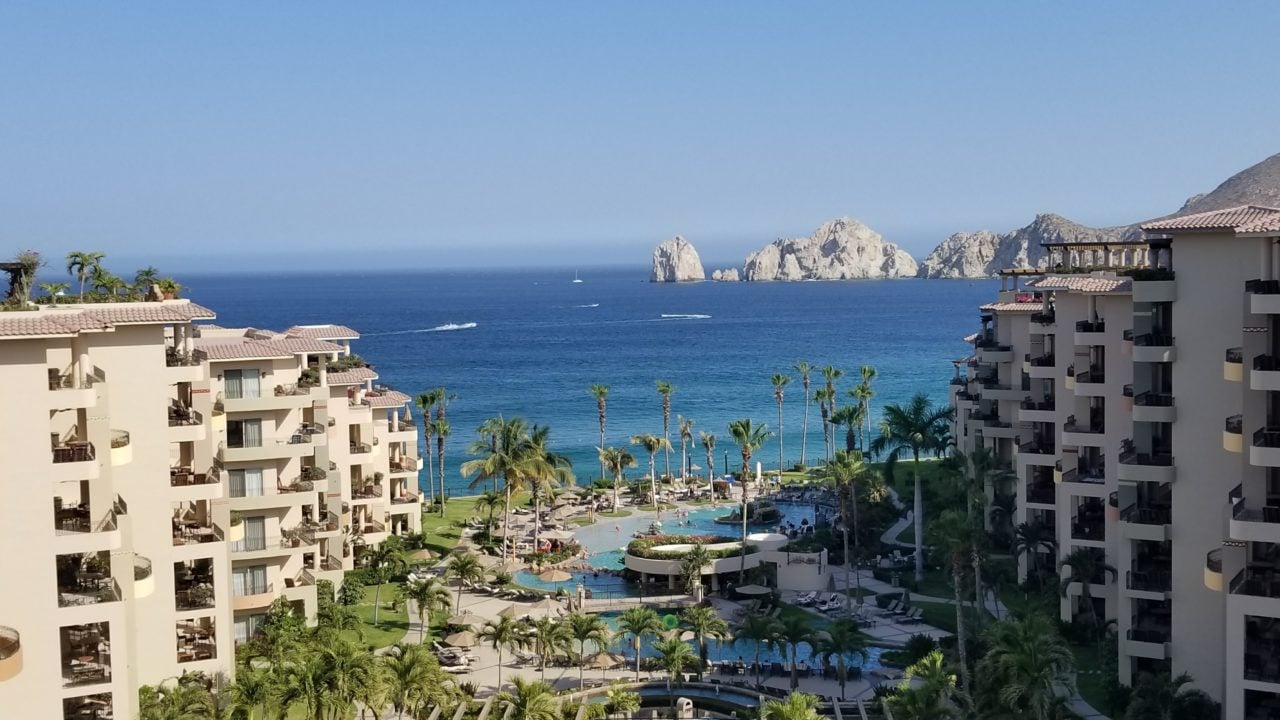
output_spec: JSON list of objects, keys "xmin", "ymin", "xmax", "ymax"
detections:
[{"xmin": 579, "ymin": 593, "xmax": 698, "ymax": 613}]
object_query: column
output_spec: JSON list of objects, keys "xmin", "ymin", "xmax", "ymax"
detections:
[
  {"xmin": 1260, "ymin": 239, "xmax": 1272, "ymax": 281},
  {"xmin": 183, "ymin": 323, "xmax": 194, "ymax": 355},
  {"xmin": 1272, "ymin": 239, "xmax": 1280, "ymax": 281}
]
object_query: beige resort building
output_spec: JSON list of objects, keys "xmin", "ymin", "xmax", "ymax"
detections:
[
  {"xmin": 950, "ymin": 205, "xmax": 1280, "ymax": 718},
  {"xmin": 0, "ymin": 300, "xmax": 422, "ymax": 719}
]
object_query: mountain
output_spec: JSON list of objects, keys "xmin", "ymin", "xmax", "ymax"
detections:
[
  {"xmin": 742, "ymin": 217, "xmax": 917, "ymax": 281},
  {"xmin": 1174, "ymin": 152, "xmax": 1280, "ymax": 215},
  {"xmin": 650, "ymin": 235, "xmax": 706, "ymax": 282},
  {"xmin": 916, "ymin": 214, "xmax": 1131, "ymax": 279}
]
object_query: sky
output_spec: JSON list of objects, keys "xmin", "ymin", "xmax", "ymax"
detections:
[{"xmin": 2, "ymin": 3, "xmax": 1278, "ymax": 271}]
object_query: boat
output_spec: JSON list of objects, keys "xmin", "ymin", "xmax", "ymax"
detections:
[{"xmin": 572, "ymin": 270, "xmax": 583, "ymax": 283}]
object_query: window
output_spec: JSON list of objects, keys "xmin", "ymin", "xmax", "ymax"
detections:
[
  {"xmin": 224, "ymin": 369, "xmax": 261, "ymax": 400},
  {"xmin": 227, "ymin": 420, "xmax": 262, "ymax": 449},
  {"xmin": 228, "ymin": 468, "xmax": 264, "ymax": 497},
  {"xmin": 232, "ymin": 565, "xmax": 268, "ymax": 596},
  {"xmin": 233, "ymin": 614, "xmax": 266, "ymax": 645},
  {"xmin": 231, "ymin": 516, "xmax": 267, "ymax": 552}
]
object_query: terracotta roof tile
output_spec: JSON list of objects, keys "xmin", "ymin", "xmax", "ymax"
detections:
[
  {"xmin": 0, "ymin": 314, "xmax": 84, "ymax": 338},
  {"xmin": 327, "ymin": 367, "xmax": 379, "ymax": 386},
  {"xmin": 260, "ymin": 338, "xmax": 345, "ymax": 355},
  {"xmin": 1141, "ymin": 205, "xmax": 1280, "ymax": 234},
  {"xmin": 83, "ymin": 302, "xmax": 216, "ymax": 325},
  {"xmin": 285, "ymin": 324, "xmax": 359, "ymax": 340},
  {"xmin": 194, "ymin": 339, "xmax": 292, "ymax": 361},
  {"xmin": 1026, "ymin": 275, "xmax": 1131, "ymax": 293},
  {"xmin": 365, "ymin": 390, "xmax": 411, "ymax": 408},
  {"xmin": 979, "ymin": 302, "xmax": 1042, "ymax": 313}
]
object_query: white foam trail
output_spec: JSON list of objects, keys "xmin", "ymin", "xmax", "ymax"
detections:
[
  {"xmin": 575, "ymin": 303, "xmax": 600, "ymax": 308},
  {"xmin": 366, "ymin": 322, "xmax": 477, "ymax": 336},
  {"xmin": 660, "ymin": 313, "xmax": 711, "ymax": 320}
]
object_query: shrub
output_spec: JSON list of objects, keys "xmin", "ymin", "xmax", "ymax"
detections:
[{"xmin": 626, "ymin": 534, "xmax": 740, "ymax": 560}]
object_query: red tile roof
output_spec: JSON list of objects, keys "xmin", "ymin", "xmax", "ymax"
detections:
[
  {"xmin": 195, "ymin": 340, "xmax": 293, "ymax": 361},
  {"xmin": 1026, "ymin": 275, "xmax": 1131, "ymax": 293},
  {"xmin": 979, "ymin": 302, "xmax": 1042, "ymax": 313},
  {"xmin": 83, "ymin": 302, "xmax": 216, "ymax": 324},
  {"xmin": 0, "ymin": 314, "xmax": 87, "ymax": 338},
  {"xmin": 263, "ymin": 338, "xmax": 346, "ymax": 355},
  {"xmin": 365, "ymin": 390, "xmax": 411, "ymax": 408},
  {"xmin": 285, "ymin": 324, "xmax": 359, "ymax": 340},
  {"xmin": 327, "ymin": 367, "xmax": 378, "ymax": 386},
  {"xmin": 1141, "ymin": 205, "xmax": 1280, "ymax": 234}
]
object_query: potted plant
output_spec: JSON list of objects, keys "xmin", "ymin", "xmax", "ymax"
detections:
[{"xmin": 157, "ymin": 277, "xmax": 182, "ymax": 300}]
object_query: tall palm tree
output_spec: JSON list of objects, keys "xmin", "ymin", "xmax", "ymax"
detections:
[
  {"xmin": 630, "ymin": 433, "xmax": 671, "ymax": 518},
  {"xmin": 65, "ymin": 251, "xmax": 104, "ymax": 298},
  {"xmin": 979, "ymin": 614, "xmax": 1075, "ymax": 720},
  {"xmin": 773, "ymin": 614, "xmax": 814, "ymax": 691},
  {"xmin": 38, "ymin": 281, "xmax": 70, "ymax": 304},
  {"xmin": 1013, "ymin": 521, "xmax": 1057, "ymax": 586},
  {"xmin": 771, "ymin": 373, "xmax": 791, "ymax": 474},
  {"xmin": 944, "ymin": 446, "xmax": 1010, "ymax": 626},
  {"xmin": 762, "ymin": 692, "xmax": 822, "ymax": 720},
  {"xmin": 856, "ymin": 364, "xmax": 877, "ymax": 452},
  {"xmin": 813, "ymin": 387, "xmax": 833, "ymax": 465},
  {"xmin": 728, "ymin": 418, "xmax": 772, "ymax": 582},
  {"xmin": 134, "ymin": 266, "xmax": 161, "ymax": 298},
  {"xmin": 680, "ymin": 605, "xmax": 729, "ymax": 681},
  {"xmin": 529, "ymin": 617, "xmax": 573, "ymax": 680},
  {"xmin": 793, "ymin": 361, "xmax": 812, "ymax": 467},
  {"xmin": 462, "ymin": 416, "xmax": 540, "ymax": 560},
  {"xmin": 870, "ymin": 392, "xmax": 952, "ymax": 582},
  {"xmin": 604, "ymin": 683, "xmax": 641, "ymax": 718},
  {"xmin": 588, "ymin": 384, "xmax": 609, "ymax": 481},
  {"xmin": 496, "ymin": 676, "xmax": 559, "ymax": 720},
  {"xmin": 1059, "ymin": 547, "xmax": 1117, "ymax": 637},
  {"xmin": 479, "ymin": 615, "xmax": 529, "ymax": 690},
  {"xmin": 816, "ymin": 619, "xmax": 867, "ymax": 700},
  {"xmin": 224, "ymin": 665, "xmax": 276, "ymax": 720},
  {"xmin": 278, "ymin": 654, "xmax": 332, "ymax": 720},
  {"xmin": 473, "ymin": 490, "xmax": 505, "ymax": 531},
  {"xmin": 699, "ymin": 431, "xmax": 717, "ymax": 505},
  {"xmin": 929, "ymin": 509, "xmax": 976, "ymax": 695},
  {"xmin": 527, "ymin": 424, "xmax": 575, "ymax": 549},
  {"xmin": 446, "ymin": 553, "xmax": 486, "ymax": 612},
  {"xmin": 828, "ymin": 449, "xmax": 871, "ymax": 602},
  {"xmin": 434, "ymin": 419, "xmax": 452, "ymax": 515},
  {"xmin": 678, "ymin": 415, "xmax": 695, "ymax": 483},
  {"xmin": 735, "ymin": 614, "xmax": 779, "ymax": 688},
  {"xmin": 139, "ymin": 682, "xmax": 216, "ymax": 720},
  {"xmin": 404, "ymin": 576, "xmax": 452, "ymax": 643},
  {"xmin": 365, "ymin": 537, "xmax": 408, "ymax": 625},
  {"xmin": 566, "ymin": 612, "xmax": 612, "ymax": 688},
  {"xmin": 829, "ymin": 405, "xmax": 862, "ymax": 453},
  {"xmin": 382, "ymin": 643, "xmax": 438, "ymax": 719},
  {"xmin": 415, "ymin": 390, "xmax": 442, "ymax": 507},
  {"xmin": 598, "ymin": 446, "xmax": 636, "ymax": 511},
  {"xmin": 820, "ymin": 365, "xmax": 844, "ymax": 459},
  {"xmin": 656, "ymin": 380, "xmax": 675, "ymax": 478},
  {"xmin": 616, "ymin": 607, "xmax": 662, "ymax": 681},
  {"xmin": 678, "ymin": 544, "xmax": 712, "ymax": 596},
  {"xmin": 327, "ymin": 641, "xmax": 381, "ymax": 719},
  {"xmin": 1126, "ymin": 671, "xmax": 1220, "ymax": 720},
  {"xmin": 653, "ymin": 635, "xmax": 697, "ymax": 716},
  {"xmin": 892, "ymin": 650, "xmax": 958, "ymax": 719}
]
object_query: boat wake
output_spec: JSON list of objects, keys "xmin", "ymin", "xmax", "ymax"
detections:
[
  {"xmin": 367, "ymin": 322, "xmax": 478, "ymax": 336},
  {"xmin": 575, "ymin": 303, "xmax": 600, "ymax": 308},
  {"xmin": 660, "ymin": 313, "xmax": 711, "ymax": 320}
]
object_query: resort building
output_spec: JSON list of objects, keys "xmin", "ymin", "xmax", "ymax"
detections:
[
  {"xmin": 950, "ymin": 205, "xmax": 1280, "ymax": 718},
  {"xmin": 0, "ymin": 301, "xmax": 421, "ymax": 720}
]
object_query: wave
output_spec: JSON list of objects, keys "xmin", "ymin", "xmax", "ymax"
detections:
[
  {"xmin": 576, "ymin": 303, "xmax": 600, "ymax": 308},
  {"xmin": 660, "ymin": 313, "xmax": 711, "ymax": 320},
  {"xmin": 366, "ymin": 322, "xmax": 477, "ymax": 336}
]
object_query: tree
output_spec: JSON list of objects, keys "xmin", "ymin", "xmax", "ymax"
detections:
[
  {"xmin": 678, "ymin": 415, "xmax": 695, "ymax": 482},
  {"xmin": 734, "ymin": 614, "xmax": 778, "ymax": 689},
  {"xmin": 813, "ymin": 387, "xmax": 833, "ymax": 466},
  {"xmin": 629, "ymin": 433, "xmax": 671, "ymax": 517},
  {"xmin": 616, "ymin": 607, "xmax": 662, "ymax": 681},
  {"xmin": 773, "ymin": 614, "xmax": 814, "ymax": 691},
  {"xmin": 978, "ymin": 614, "xmax": 1075, "ymax": 720},
  {"xmin": 598, "ymin": 446, "xmax": 636, "ymax": 512},
  {"xmin": 728, "ymin": 418, "xmax": 772, "ymax": 582},
  {"xmin": 337, "ymin": 576, "xmax": 365, "ymax": 607},
  {"xmin": 1013, "ymin": 521, "xmax": 1056, "ymax": 586},
  {"xmin": 772, "ymin": 373, "xmax": 791, "ymax": 474},
  {"xmin": 761, "ymin": 692, "xmax": 822, "ymax": 720},
  {"xmin": 680, "ymin": 605, "xmax": 728, "ymax": 681},
  {"xmin": 1059, "ymin": 547, "xmax": 1117, "ymax": 637},
  {"xmin": 223, "ymin": 665, "xmax": 276, "ymax": 720},
  {"xmin": 39, "ymin": 281, "xmax": 69, "ymax": 304},
  {"xmin": 604, "ymin": 682, "xmax": 641, "ymax": 718},
  {"xmin": 529, "ymin": 617, "xmax": 573, "ymax": 680},
  {"xmin": 277, "ymin": 654, "xmax": 332, "ymax": 720},
  {"xmin": 479, "ymin": 615, "xmax": 529, "ymax": 690},
  {"xmin": 929, "ymin": 509, "xmax": 976, "ymax": 695},
  {"xmin": 589, "ymin": 384, "xmax": 609, "ymax": 481},
  {"xmin": 474, "ymin": 490, "xmax": 505, "ymax": 531},
  {"xmin": 462, "ymin": 416, "xmax": 541, "ymax": 560},
  {"xmin": 870, "ymin": 392, "xmax": 952, "ymax": 582},
  {"xmin": 404, "ymin": 576, "xmax": 452, "ymax": 643},
  {"xmin": 497, "ymin": 676, "xmax": 560, "ymax": 720},
  {"xmin": 322, "ymin": 640, "xmax": 380, "ymax": 719},
  {"xmin": 679, "ymin": 544, "xmax": 712, "ymax": 596},
  {"xmin": 656, "ymin": 380, "xmax": 675, "ymax": 478},
  {"xmin": 653, "ymin": 635, "xmax": 697, "ymax": 716},
  {"xmin": 891, "ymin": 650, "xmax": 958, "ymax": 720},
  {"xmin": 816, "ymin": 619, "xmax": 867, "ymax": 700},
  {"xmin": 566, "ymin": 612, "xmax": 611, "ymax": 688},
  {"xmin": 699, "ymin": 431, "xmax": 717, "ymax": 503},
  {"xmin": 526, "ymin": 424, "xmax": 575, "ymax": 549},
  {"xmin": 1125, "ymin": 672, "xmax": 1220, "ymax": 720},
  {"xmin": 446, "ymin": 553, "xmax": 486, "ymax": 612},
  {"xmin": 828, "ymin": 449, "xmax": 872, "ymax": 601},
  {"xmin": 134, "ymin": 266, "xmax": 161, "ymax": 297},
  {"xmin": 943, "ymin": 447, "xmax": 1011, "ymax": 629},
  {"xmin": 820, "ymin": 366, "xmax": 845, "ymax": 459},
  {"xmin": 434, "ymin": 419, "xmax": 452, "ymax": 515},
  {"xmin": 365, "ymin": 535, "xmax": 408, "ymax": 626},
  {"xmin": 855, "ymin": 365, "xmax": 877, "ymax": 452},
  {"xmin": 793, "ymin": 361, "xmax": 812, "ymax": 467},
  {"xmin": 65, "ymin": 251, "xmax": 104, "ymax": 298},
  {"xmin": 314, "ymin": 598, "xmax": 363, "ymax": 642},
  {"xmin": 829, "ymin": 406, "xmax": 862, "ymax": 454},
  {"xmin": 416, "ymin": 390, "xmax": 443, "ymax": 507},
  {"xmin": 139, "ymin": 681, "xmax": 216, "ymax": 720}
]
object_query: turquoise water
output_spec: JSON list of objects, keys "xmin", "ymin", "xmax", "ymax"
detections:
[{"xmin": 186, "ymin": 269, "xmax": 994, "ymax": 497}]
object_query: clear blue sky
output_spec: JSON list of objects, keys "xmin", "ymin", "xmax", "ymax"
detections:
[{"xmin": 2, "ymin": 3, "xmax": 1277, "ymax": 271}]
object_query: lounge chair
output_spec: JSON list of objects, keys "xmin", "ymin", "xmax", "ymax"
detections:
[
  {"xmin": 902, "ymin": 608, "xmax": 925, "ymax": 624},
  {"xmin": 882, "ymin": 600, "xmax": 901, "ymax": 615}
]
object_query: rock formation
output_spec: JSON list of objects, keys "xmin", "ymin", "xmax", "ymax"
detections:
[
  {"xmin": 916, "ymin": 214, "xmax": 1131, "ymax": 279},
  {"xmin": 742, "ymin": 218, "xmax": 917, "ymax": 281},
  {"xmin": 710, "ymin": 268, "xmax": 740, "ymax": 282},
  {"xmin": 1172, "ymin": 152, "xmax": 1280, "ymax": 215},
  {"xmin": 650, "ymin": 236, "xmax": 706, "ymax": 283}
]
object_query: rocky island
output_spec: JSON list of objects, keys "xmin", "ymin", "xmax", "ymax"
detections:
[
  {"xmin": 742, "ymin": 217, "xmax": 917, "ymax": 281},
  {"xmin": 915, "ymin": 214, "xmax": 1131, "ymax": 279},
  {"xmin": 650, "ymin": 235, "xmax": 706, "ymax": 282}
]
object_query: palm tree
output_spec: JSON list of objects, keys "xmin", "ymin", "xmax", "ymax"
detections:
[
  {"xmin": 1013, "ymin": 521, "xmax": 1056, "ymax": 586},
  {"xmin": 820, "ymin": 365, "xmax": 844, "ymax": 459},
  {"xmin": 223, "ymin": 665, "xmax": 276, "ymax": 720},
  {"xmin": 771, "ymin": 373, "xmax": 791, "ymax": 474},
  {"xmin": 870, "ymin": 392, "xmax": 952, "ymax": 582},
  {"xmin": 588, "ymin": 384, "xmax": 609, "ymax": 481},
  {"xmin": 616, "ymin": 607, "xmax": 662, "ymax": 681},
  {"xmin": 793, "ymin": 361, "xmax": 812, "ymax": 467},
  {"xmin": 735, "ymin": 614, "xmax": 779, "ymax": 688},
  {"xmin": 728, "ymin": 418, "xmax": 772, "ymax": 582},
  {"xmin": 462, "ymin": 416, "xmax": 540, "ymax": 560},
  {"xmin": 497, "ymin": 676, "xmax": 559, "ymax": 720},
  {"xmin": 680, "ymin": 605, "xmax": 729, "ymax": 681},
  {"xmin": 813, "ymin": 387, "xmax": 833, "ymax": 465},
  {"xmin": 604, "ymin": 682, "xmax": 641, "ymax": 718},
  {"xmin": 828, "ymin": 449, "xmax": 871, "ymax": 601},
  {"xmin": 383, "ymin": 643, "xmax": 439, "ymax": 719},
  {"xmin": 678, "ymin": 415, "xmax": 695, "ymax": 482},
  {"xmin": 678, "ymin": 544, "xmax": 712, "ymax": 596},
  {"xmin": 598, "ymin": 446, "xmax": 636, "ymax": 511},
  {"xmin": 699, "ymin": 431, "xmax": 717, "ymax": 505},
  {"xmin": 138, "ymin": 681, "xmax": 216, "ymax": 720},
  {"xmin": 315, "ymin": 596, "xmax": 364, "ymax": 642},
  {"xmin": 404, "ymin": 576, "xmax": 452, "ymax": 643},
  {"xmin": 134, "ymin": 266, "xmax": 161, "ymax": 297},
  {"xmin": 38, "ymin": 281, "xmax": 69, "ymax": 304},
  {"xmin": 930, "ymin": 509, "xmax": 976, "ymax": 695},
  {"xmin": 416, "ymin": 390, "xmax": 442, "ymax": 507},
  {"xmin": 773, "ymin": 614, "xmax": 814, "ymax": 691},
  {"xmin": 529, "ymin": 616, "xmax": 573, "ymax": 680},
  {"xmin": 856, "ymin": 365, "xmax": 877, "ymax": 452},
  {"xmin": 527, "ymin": 424, "xmax": 575, "ymax": 549},
  {"xmin": 479, "ymin": 615, "xmax": 529, "ymax": 690},
  {"xmin": 891, "ymin": 650, "xmax": 958, "ymax": 719},
  {"xmin": 434, "ymin": 419, "xmax": 452, "ymax": 515},
  {"xmin": 1059, "ymin": 547, "xmax": 1117, "ymax": 637},
  {"xmin": 473, "ymin": 490, "xmax": 505, "ymax": 531},
  {"xmin": 65, "ymin": 251, "xmax": 104, "ymax": 298},
  {"xmin": 656, "ymin": 380, "xmax": 675, "ymax": 478},
  {"xmin": 278, "ymin": 654, "xmax": 332, "ymax": 720},
  {"xmin": 1125, "ymin": 671, "xmax": 1220, "ymax": 720},
  {"xmin": 944, "ymin": 446, "xmax": 1010, "ymax": 627},
  {"xmin": 630, "ymin": 433, "xmax": 671, "ymax": 517},
  {"xmin": 446, "ymin": 553, "xmax": 486, "ymax": 612},
  {"xmin": 566, "ymin": 612, "xmax": 612, "ymax": 687},
  {"xmin": 653, "ymin": 635, "xmax": 697, "ymax": 716},
  {"xmin": 761, "ymin": 692, "xmax": 822, "ymax": 720},
  {"xmin": 979, "ymin": 614, "xmax": 1075, "ymax": 720},
  {"xmin": 829, "ymin": 405, "xmax": 862, "ymax": 453},
  {"xmin": 323, "ymin": 640, "xmax": 380, "ymax": 718},
  {"xmin": 365, "ymin": 537, "xmax": 408, "ymax": 625},
  {"xmin": 816, "ymin": 619, "xmax": 867, "ymax": 700}
]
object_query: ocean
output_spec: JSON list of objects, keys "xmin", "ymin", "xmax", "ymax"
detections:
[{"xmin": 184, "ymin": 268, "xmax": 996, "ymax": 497}]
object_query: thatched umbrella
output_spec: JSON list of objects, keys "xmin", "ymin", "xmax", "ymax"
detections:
[{"xmin": 443, "ymin": 631, "xmax": 476, "ymax": 647}]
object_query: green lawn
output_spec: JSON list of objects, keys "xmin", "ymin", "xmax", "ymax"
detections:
[
  {"xmin": 909, "ymin": 600, "xmax": 984, "ymax": 636},
  {"xmin": 340, "ymin": 583, "xmax": 409, "ymax": 649},
  {"xmin": 1071, "ymin": 642, "xmax": 1109, "ymax": 713},
  {"xmin": 600, "ymin": 509, "xmax": 633, "ymax": 518},
  {"xmin": 636, "ymin": 503, "xmax": 677, "ymax": 512},
  {"xmin": 418, "ymin": 496, "xmax": 483, "ymax": 554}
]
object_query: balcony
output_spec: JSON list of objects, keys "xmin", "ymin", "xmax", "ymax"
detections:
[
  {"xmin": 1204, "ymin": 549, "xmax": 1222, "ymax": 592},
  {"xmin": 219, "ymin": 436, "xmax": 315, "ymax": 464},
  {"xmin": 134, "ymin": 557, "xmax": 154, "ymax": 599},
  {"xmin": 1026, "ymin": 483, "xmax": 1055, "ymax": 506},
  {"xmin": 1118, "ymin": 446, "xmax": 1176, "ymax": 483},
  {"xmin": 1253, "ymin": 355, "xmax": 1280, "ymax": 391},
  {"xmin": 232, "ymin": 583, "xmax": 275, "ymax": 611},
  {"xmin": 1132, "ymin": 333, "xmax": 1176, "ymax": 363},
  {"xmin": 51, "ymin": 441, "xmax": 98, "ymax": 482},
  {"xmin": 172, "ymin": 519, "xmax": 222, "ymax": 546},
  {"xmin": 1133, "ymin": 392, "xmax": 1177, "ymax": 424},
  {"xmin": 1125, "ymin": 627, "xmax": 1171, "ymax": 660},
  {"xmin": 1119, "ymin": 505, "xmax": 1171, "ymax": 542},
  {"xmin": 352, "ymin": 483, "xmax": 384, "ymax": 501},
  {"xmin": 391, "ymin": 492, "xmax": 420, "ymax": 505},
  {"xmin": 1126, "ymin": 569, "xmax": 1172, "ymax": 595},
  {"xmin": 1247, "ymin": 278, "xmax": 1280, "ymax": 315},
  {"xmin": 54, "ymin": 507, "xmax": 119, "ymax": 555},
  {"xmin": 218, "ymin": 384, "xmax": 315, "ymax": 413},
  {"xmin": 1031, "ymin": 310, "xmax": 1055, "ymax": 326},
  {"xmin": 1225, "ymin": 347, "xmax": 1244, "ymax": 382},
  {"xmin": 976, "ymin": 343, "xmax": 1014, "ymax": 364},
  {"xmin": 168, "ymin": 406, "xmax": 206, "ymax": 442},
  {"xmin": 175, "ymin": 619, "xmax": 216, "ymax": 664},
  {"xmin": 1225, "ymin": 415, "xmax": 1243, "ymax": 453},
  {"xmin": 1063, "ymin": 414, "xmax": 1106, "ymax": 447},
  {"xmin": 1018, "ymin": 438, "xmax": 1057, "ymax": 466},
  {"xmin": 389, "ymin": 456, "xmax": 420, "ymax": 474},
  {"xmin": 58, "ymin": 566, "xmax": 122, "ymax": 609},
  {"xmin": 1074, "ymin": 366, "xmax": 1106, "ymax": 395},
  {"xmin": 1019, "ymin": 398, "xmax": 1056, "ymax": 423},
  {"xmin": 109, "ymin": 430, "xmax": 131, "ymax": 466},
  {"xmin": 1028, "ymin": 353, "xmax": 1056, "ymax": 378},
  {"xmin": 1251, "ymin": 427, "xmax": 1280, "ymax": 468},
  {"xmin": 1231, "ymin": 567, "xmax": 1280, "ymax": 599},
  {"xmin": 354, "ymin": 518, "xmax": 386, "ymax": 536},
  {"xmin": 979, "ymin": 381, "xmax": 1025, "ymax": 402},
  {"xmin": 46, "ymin": 370, "xmax": 97, "ymax": 409},
  {"xmin": 61, "ymin": 624, "xmax": 110, "ymax": 688},
  {"xmin": 1074, "ymin": 320, "xmax": 1106, "ymax": 347},
  {"xmin": 1229, "ymin": 497, "xmax": 1280, "ymax": 543},
  {"xmin": 350, "ymin": 441, "xmax": 373, "ymax": 455},
  {"xmin": 0, "ymin": 626, "xmax": 20, "ymax": 681}
]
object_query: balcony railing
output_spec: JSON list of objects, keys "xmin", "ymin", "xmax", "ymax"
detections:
[
  {"xmin": 1134, "ymin": 392, "xmax": 1174, "ymax": 407},
  {"xmin": 321, "ymin": 555, "xmax": 343, "ymax": 571},
  {"xmin": 1026, "ymin": 485, "xmax": 1055, "ymax": 504},
  {"xmin": 1232, "ymin": 500, "xmax": 1280, "ymax": 523},
  {"xmin": 352, "ymin": 484, "xmax": 384, "ymax": 499},
  {"xmin": 1119, "ymin": 447, "xmax": 1174, "ymax": 467},
  {"xmin": 1255, "ymin": 354, "xmax": 1280, "ymax": 372},
  {"xmin": 52, "ymin": 442, "xmax": 95, "ymax": 464},
  {"xmin": 1076, "ymin": 320, "xmax": 1105, "ymax": 333},
  {"xmin": 109, "ymin": 430, "xmax": 130, "ymax": 449},
  {"xmin": 950, "ymin": 377, "xmax": 966, "ymax": 386},
  {"xmin": 1226, "ymin": 415, "xmax": 1243, "ymax": 434},
  {"xmin": 1019, "ymin": 438, "xmax": 1055, "ymax": 454},
  {"xmin": 1029, "ymin": 353, "xmax": 1055, "ymax": 367},
  {"xmin": 1230, "ymin": 567, "xmax": 1280, "ymax": 598},
  {"xmin": 1246, "ymin": 279, "xmax": 1280, "ymax": 294},
  {"xmin": 392, "ymin": 492, "xmax": 420, "ymax": 505},
  {"xmin": 1133, "ymin": 333, "xmax": 1174, "ymax": 348},
  {"xmin": 1031, "ymin": 311, "xmax": 1055, "ymax": 325},
  {"xmin": 58, "ymin": 577, "xmax": 122, "ymax": 608},
  {"xmin": 1064, "ymin": 414, "xmax": 1104, "ymax": 434},
  {"xmin": 1126, "ymin": 570, "xmax": 1171, "ymax": 593},
  {"xmin": 168, "ymin": 407, "xmax": 203, "ymax": 427},
  {"xmin": 1075, "ymin": 367, "xmax": 1105, "ymax": 384},
  {"xmin": 1021, "ymin": 398, "xmax": 1055, "ymax": 411},
  {"xmin": 1126, "ymin": 627, "xmax": 1170, "ymax": 644},
  {"xmin": 390, "ymin": 457, "xmax": 419, "ymax": 473},
  {"xmin": 1071, "ymin": 517, "xmax": 1104, "ymax": 541},
  {"xmin": 1206, "ymin": 549, "xmax": 1222, "ymax": 574},
  {"xmin": 350, "ymin": 442, "xmax": 372, "ymax": 454},
  {"xmin": 1226, "ymin": 347, "xmax": 1243, "ymax": 364},
  {"xmin": 353, "ymin": 519, "xmax": 385, "ymax": 535},
  {"xmin": 1119, "ymin": 505, "xmax": 1171, "ymax": 525},
  {"xmin": 1254, "ymin": 427, "xmax": 1280, "ymax": 449}
]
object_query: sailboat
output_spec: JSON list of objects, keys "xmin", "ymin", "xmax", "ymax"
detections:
[{"xmin": 572, "ymin": 270, "xmax": 583, "ymax": 283}]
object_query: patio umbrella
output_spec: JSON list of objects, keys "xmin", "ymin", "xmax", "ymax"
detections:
[
  {"xmin": 538, "ymin": 568, "xmax": 573, "ymax": 582},
  {"xmin": 447, "ymin": 613, "xmax": 485, "ymax": 627},
  {"xmin": 584, "ymin": 651, "xmax": 625, "ymax": 670},
  {"xmin": 543, "ymin": 529, "xmax": 575, "ymax": 541},
  {"xmin": 526, "ymin": 597, "xmax": 564, "ymax": 618},
  {"xmin": 497, "ymin": 560, "xmax": 525, "ymax": 574},
  {"xmin": 410, "ymin": 549, "xmax": 438, "ymax": 562},
  {"xmin": 443, "ymin": 631, "xmax": 476, "ymax": 648},
  {"xmin": 498, "ymin": 604, "xmax": 521, "ymax": 619},
  {"xmin": 735, "ymin": 584, "xmax": 770, "ymax": 595}
]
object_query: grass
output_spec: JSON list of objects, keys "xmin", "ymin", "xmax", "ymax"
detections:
[
  {"xmin": 1071, "ymin": 642, "xmax": 1109, "ymax": 713},
  {"xmin": 340, "ymin": 583, "xmax": 410, "ymax": 649},
  {"xmin": 909, "ymin": 600, "xmax": 984, "ymax": 636},
  {"xmin": 419, "ymin": 496, "xmax": 485, "ymax": 554},
  {"xmin": 600, "ymin": 509, "xmax": 633, "ymax": 518},
  {"xmin": 636, "ymin": 503, "xmax": 678, "ymax": 512},
  {"xmin": 570, "ymin": 517, "xmax": 597, "ymax": 527}
]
